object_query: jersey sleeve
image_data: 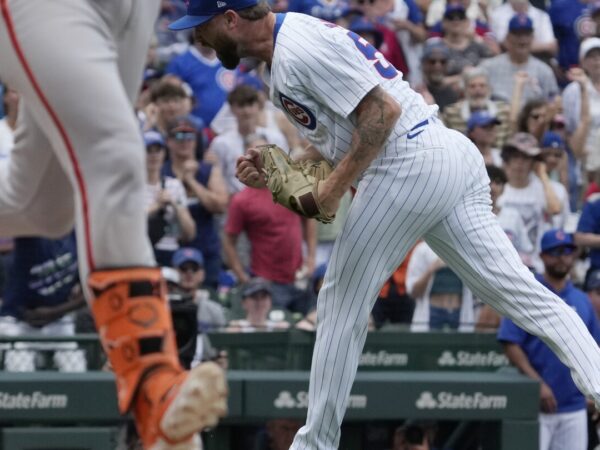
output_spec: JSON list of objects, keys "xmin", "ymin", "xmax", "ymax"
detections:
[
  {"xmin": 497, "ymin": 317, "xmax": 527, "ymax": 344},
  {"xmin": 577, "ymin": 201, "xmax": 597, "ymax": 233},
  {"xmin": 286, "ymin": 26, "xmax": 386, "ymax": 118}
]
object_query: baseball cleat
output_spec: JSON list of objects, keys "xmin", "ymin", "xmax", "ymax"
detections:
[{"xmin": 149, "ymin": 362, "xmax": 228, "ymax": 450}]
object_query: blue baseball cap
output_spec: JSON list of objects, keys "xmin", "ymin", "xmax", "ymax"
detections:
[
  {"xmin": 422, "ymin": 39, "xmax": 450, "ymax": 61},
  {"xmin": 541, "ymin": 131, "xmax": 565, "ymax": 151},
  {"xmin": 540, "ymin": 229, "xmax": 576, "ymax": 253},
  {"xmin": 143, "ymin": 130, "xmax": 166, "ymax": 148},
  {"xmin": 508, "ymin": 14, "xmax": 533, "ymax": 33},
  {"xmin": 172, "ymin": 247, "xmax": 205, "ymax": 268},
  {"xmin": 467, "ymin": 111, "xmax": 501, "ymax": 132},
  {"xmin": 169, "ymin": 0, "xmax": 259, "ymax": 30},
  {"xmin": 444, "ymin": 4, "xmax": 467, "ymax": 18},
  {"xmin": 349, "ymin": 17, "xmax": 383, "ymax": 49}
]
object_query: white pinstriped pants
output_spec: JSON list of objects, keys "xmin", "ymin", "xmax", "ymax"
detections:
[{"xmin": 291, "ymin": 119, "xmax": 600, "ymax": 450}]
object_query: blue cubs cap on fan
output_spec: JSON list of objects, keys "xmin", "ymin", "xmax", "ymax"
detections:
[
  {"xmin": 169, "ymin": 0, "xmax": 259, "ymax": 30},
  {"xmin": 508, "ymin": 14, "xmax": 533, "ymax": 33},
  {"xmin": 467, "ymin": 111, "xmax": 501, "ymax": 132},
  {"xmin": 540, "ymin": 229, "xmax": 576, "ymax": 253},
  {"xmin": 541, "ymin": 131, "xmax": 565, "ymax": 150},
  {"xmin": 172, "ymin": 247, "xmax": 205, "ymax": 268},
  {"xmin": 143, "ymin": 130, "xmax": 166, "ymax": 148}
]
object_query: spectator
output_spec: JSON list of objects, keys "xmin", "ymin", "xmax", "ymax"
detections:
[
  {"xmin": 514, "ymin": 98, "xmax": 552, "ymax": 141},
  {"xmin": 144, "ymin": 131, "xmax": 195, "ymax": 266},
  {"xmin": 490, "ymin": 0, "xmax": 558, "ymax": 57},
  {"xmin": 439, "ymin": 5, "xmax": 492, "ymax": 81},
  {"xmin": 223, "ymin": 164, "xmax": 317, "ymax": 313},
  {"xmin": 226, "ymin": 278, "xmax": 290, "ymax": 332},
  {"xmin": 162, "ymin": 116, "xmax": 228, "ymax": 288},
  {"xmin": 497, "ymin": 133, "xmax": 562, "ymax": 271},
  {"xmin": 588, "ymin": 1, "xmax": 600, "ymax": 38},
  {"xmin": 171, "ymin": 247, "xmax": 227, "ymax": 368},
  {"xmin": 548, "ymin": 0, "xmax": 595, "ymax": 80},
  {"xmin": 381, "ymin": 0, "xmax": 428, "ymax": 87},
  {"xmin": 391, "ymin": 422, "xmax": 437, "ymax": 450},
  {"xmin": 166, "ymin": 39, "xmax": 236, "ymax": 127},
  {"xmin": 0, "ymin": 233, "xmax": 86, "ymax": 372},
  {"xmin": 146, "ymin": 79, "xmax": 191, "ymax": 136},
  {"xmin": 207, "ymin": 85, "xmax": 288, "ymax": 195},
  {"xmin": 406, "ymin": 241, "xmax": 476, "ymax": 332},
  {"xmin": 477, "ymin": 165, "xmax": 534, "ymax": 331},
  {"xmin": 172, "ymin": 247, "xmax": 227, "ymax": 331},
  {"xmin": 416, "ymin": 39, "xmax": 459, "ymax": 111},
  {"xmin": 498, "ymin": 229, "xmax": 599, "ymax": 450},
  {"xmin": 563, "ymin": 38, "xmax": 600, "ymax": 177},
  {"xmin": 426, "ymin": 0, "xmax": 491, "ymax": 31},
  {"xmin": 443, "ymin": 67, "xmax": 511, "ymax": 148},
  {"xmin": 586, "ymin": 269, "xmax": 600, "ymax": 317},
  {"xmin": 540, "ymin": 131, "xmax": 569, "ymax": 194},
  {"xmin": 575, "ymin": 192, "xmax": 600, "ymax": 283},
  {"xmin": 549, "ymin": 115, "xmax": 583, "ymax": 213},
  {"xmin": 466, "ymin": 111, "xmax": 502, "ymax": 167},
  {"xmin": 480, "ymin": 14, "xmax": 559, "ymax": 105}
]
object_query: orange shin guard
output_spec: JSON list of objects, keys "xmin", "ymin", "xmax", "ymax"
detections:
[{"xmin": 87, "ymin": 267, "xmax": 182, "ymax": 415}]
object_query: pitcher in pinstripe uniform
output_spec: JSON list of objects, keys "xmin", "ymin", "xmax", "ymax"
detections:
[{"xmin": 171, "ymin": 1, "xmax": 600, "ymax": 448}]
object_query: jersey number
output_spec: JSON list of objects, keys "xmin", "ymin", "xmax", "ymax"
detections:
[{"xmin": 346, "ymin": 31, "xmax": 397, "ymax": 79}]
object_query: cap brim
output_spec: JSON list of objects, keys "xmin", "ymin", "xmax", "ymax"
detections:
[{"xmin": 168, "ymin": 14, "xmax": 214, "ymax": 31}]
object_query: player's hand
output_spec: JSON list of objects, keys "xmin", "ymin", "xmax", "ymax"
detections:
[
  {"xmin": 431, "ymin": 258, "xmax": 446, "ymax": 272},
  {"xmin": 236, "ymin": 147, "xmax": 267, "ymax": 188},
  {"xmin": 316, "ymin": 179, "xmax": 341, "ymax": 218},
  {"xmin": 540, "ymin": 382, "xmax": 557, "ymax": 413}
]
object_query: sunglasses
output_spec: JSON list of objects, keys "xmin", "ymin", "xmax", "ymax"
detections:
[
  {"xmin": 146, "ymin": 144, "xmax": 164, "ymax": 154},
  {"xmin": 426, "ymin": 58, "xmax": 447, "ymax": 66},
  {"xmin": 170, "ymin": 131, "xmax": 196, "ymax": 141},
  {"xmin": 544, "ymin": 246, "xmax": 576, "ymax": 257},
  {"xmin": 444, "ymin": 13, "xmax": 466, "ymax": 21},
  {"xmin": 179, "ymin": 263, "xmax": 201, "ymax": 273}
]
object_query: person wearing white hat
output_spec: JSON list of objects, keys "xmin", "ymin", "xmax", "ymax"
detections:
[{"xmin": 562, "ymin": 37, "xmax": 600, "ymax": 177}]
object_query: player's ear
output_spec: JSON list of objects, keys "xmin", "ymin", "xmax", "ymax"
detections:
[{"xmin": 223, "ymin": 10, "xmax": 238, "ymax": 29}]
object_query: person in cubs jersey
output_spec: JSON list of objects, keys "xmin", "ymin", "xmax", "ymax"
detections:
[{"xmin": 171, "ymin": 2, "xmax": 600, "ymax": 449}]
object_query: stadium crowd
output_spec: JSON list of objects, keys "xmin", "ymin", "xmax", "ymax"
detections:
[{"xmin": 3, "ymin": 0, "xmax": 600, "ymax": 448}]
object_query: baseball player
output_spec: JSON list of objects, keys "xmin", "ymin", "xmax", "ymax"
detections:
[
  {"xmin": 0, "ymin": 2, "xmax": 226, "ymax": 450},
  {"xmin": 171, "ymin": 1, "xmax": 600, "ymax": 450}
]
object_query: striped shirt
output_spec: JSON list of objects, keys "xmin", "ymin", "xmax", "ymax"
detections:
[
  {"xmin": 442, "ymin": 99, "xmax": 511, "ymax": 148},
  {"xmin": 266, "ymin": 13, "xmax": 436, "ymax": 168}
]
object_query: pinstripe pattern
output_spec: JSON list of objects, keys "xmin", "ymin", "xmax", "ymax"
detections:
[
  {"xmin": 267, "ymin": 13, "xmax": 600, "ymax": 450},
  {"xmin": 269, "ymin": 13, "xmax": 437, "ymax": 167}
]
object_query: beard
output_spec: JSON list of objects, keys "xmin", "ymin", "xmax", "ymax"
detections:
[
  {"xmin": 545, "ymin": 264, "xmax": 570, "ymax": 280},
  {"xmin": 214, "ymin": 35, "xmax": 241, "ymax": 69}
]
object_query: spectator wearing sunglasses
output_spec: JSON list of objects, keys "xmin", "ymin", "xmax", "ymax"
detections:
[
  {"xmin": 498, "ymin": 229, "xmax": 599, "ymax": 450},
  {"xmin": 162, "ymin": 116, "xmax": 228, "ymax": 289},
  {"xmin": 415, "ymin": 39, "xmax": 458, "ymax": 111}
]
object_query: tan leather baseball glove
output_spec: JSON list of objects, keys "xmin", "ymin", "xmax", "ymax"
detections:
[{"xmin": 257, "ymin": 144, "xmax": 335, "ymax": 224}]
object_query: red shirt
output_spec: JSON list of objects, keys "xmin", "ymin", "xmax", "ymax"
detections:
[{"xmin": 225, "ymin": 187, "xmax": 303, "ymax": 283}]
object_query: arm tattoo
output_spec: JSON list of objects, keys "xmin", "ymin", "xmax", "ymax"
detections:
[{"xmin": 352, "ymin": 86, "xmax": 398, "ymax": 163}]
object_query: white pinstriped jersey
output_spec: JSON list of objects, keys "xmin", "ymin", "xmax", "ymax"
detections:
[{"xmin": 265, "ymin": 13, "xmax": 437, "ymax": 167}]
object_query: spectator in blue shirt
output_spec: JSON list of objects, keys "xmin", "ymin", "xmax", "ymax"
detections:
[
  {"xmin": 575, "ymin": 192, "xmax": 600, "ymax": 286},
  {"xmin": 498, "ymin": 229, "xmax": 600, "ymax": 450},
  {"xmin": 0, "ymin": 233, "xmax": 86, "ymax": 372}
]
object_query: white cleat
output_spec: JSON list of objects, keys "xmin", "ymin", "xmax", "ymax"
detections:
[{"xmin": 150, "ymin": 362, "xmax": 228, "ymax": 450}]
